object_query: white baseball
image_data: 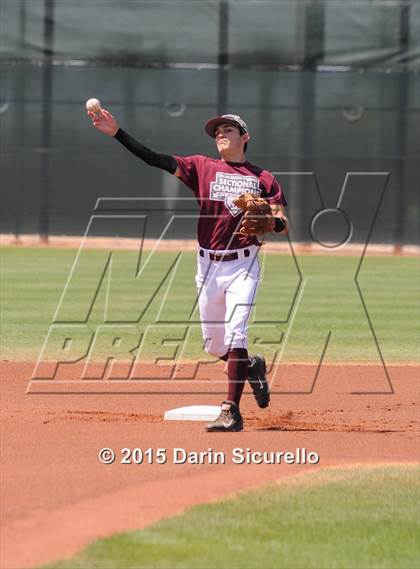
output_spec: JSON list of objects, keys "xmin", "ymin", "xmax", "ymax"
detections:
[{"xmin": 86, "ymin": 98, "xmax": 102, "ymax": 115}]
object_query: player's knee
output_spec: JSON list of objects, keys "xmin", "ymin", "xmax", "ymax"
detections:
[
  {"xmin": 204, "ymin": 343, "xmax": 226, "ymax": 359},
  {"xmin": 225, "ymin": 333, "xmax": 247, "ymax": 351}
]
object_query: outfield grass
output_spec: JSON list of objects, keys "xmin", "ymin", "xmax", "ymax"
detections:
[
  {"xmin": 42, "ymin": 465, "xmax": 420, "ymax": 569},
  {"xmin": 1, "ymin": 246, "xmax": 419, "ymax": 362}
]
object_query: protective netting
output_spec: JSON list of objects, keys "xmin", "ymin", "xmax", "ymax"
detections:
[
  {"xmin": 1, "ymin": 0, "xmax": 419, "ymax": 69},
  {"xmin": 1, "ymin": 1, "xmax": 419, "ymax": 244}
]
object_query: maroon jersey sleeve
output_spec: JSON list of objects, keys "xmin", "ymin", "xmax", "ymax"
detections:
[
  {"xmin": 174, "ymin": 155, "xmax": 202, "ymax": 193},
  {"xmin": 264, "ymin": 175, "xmax": 287, "ymax": 207}
]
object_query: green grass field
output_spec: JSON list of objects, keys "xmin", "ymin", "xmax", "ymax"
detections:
[
  {"xmin": 1, "ymin": 246, "xmax": 419, "ymax": 362},
  {"xmin": 2, "ymin": 249, "xmax": 418, "ymax": 568},
  {"xmin": 42, "ymin": 464, "xmax": 419, "ymax": 569}
]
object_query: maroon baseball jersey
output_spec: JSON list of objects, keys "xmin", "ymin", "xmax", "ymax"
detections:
[{"xmin": 174, "ymin": 155, "xmax": 287, "ymax": 250}]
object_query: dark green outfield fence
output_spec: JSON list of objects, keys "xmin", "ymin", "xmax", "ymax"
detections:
[{"xmin": 1, "ymin": 1, "xmax": 419, "ymax": 245}]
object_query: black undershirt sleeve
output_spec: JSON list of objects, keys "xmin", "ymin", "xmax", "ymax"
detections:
[
  {"xmin": 273, "ymin": 216, "xmax": 286, "ymax": 233},
  {"xmin": 114, "ymin": 128, "xmax": 178, "ymax": 174}
]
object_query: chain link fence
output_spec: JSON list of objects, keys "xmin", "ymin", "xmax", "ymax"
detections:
[{"xmin": 1, "ymin": 0, "xmax": 419, "ymax": 245}]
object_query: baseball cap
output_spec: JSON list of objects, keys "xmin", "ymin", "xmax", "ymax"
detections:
[{"xmin": 204, "ymin": 114, "xmax": 249, "ymax": 138}]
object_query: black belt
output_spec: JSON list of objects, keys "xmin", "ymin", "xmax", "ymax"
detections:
[{"xmin": 199, "ymin": 249, "xmax": 250, "ymax": 262}]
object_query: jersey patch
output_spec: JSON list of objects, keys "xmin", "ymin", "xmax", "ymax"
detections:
[{"xmin": 209, "ymin": 172, "xmax": 260, "ymax": 216}]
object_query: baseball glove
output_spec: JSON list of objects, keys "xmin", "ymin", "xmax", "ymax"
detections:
[{"xmin": 234, "ymin": 193, "xmax": 275, "ymax": 236}]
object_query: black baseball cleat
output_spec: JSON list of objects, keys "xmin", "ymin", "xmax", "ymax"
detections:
[
  {"xmin": 248, "ymin": 355, "xmax": 270, "ymax": 408},
  {"xmin": 205, "ymin": 400, "xmax": 244, "ymax": 432}
]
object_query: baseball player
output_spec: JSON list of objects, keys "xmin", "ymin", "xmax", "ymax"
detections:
[{"xmin": 88, "ymin": 108, "xmax": 288, "ymax": 432}]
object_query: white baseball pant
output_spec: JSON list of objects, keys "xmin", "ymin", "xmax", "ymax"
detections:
[{"xmin": 195, "ymin": 245, "xmax": 261, "ymax": 358}]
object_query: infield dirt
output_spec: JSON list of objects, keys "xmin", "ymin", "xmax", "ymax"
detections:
[{"xmin": 1, "ymin": 361, "xmax": 418, "ymax": 568}]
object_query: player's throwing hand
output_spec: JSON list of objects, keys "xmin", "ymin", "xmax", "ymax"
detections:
[{"xmin": 87, "ymin": 105, "xmax": 119, "ymax": 137}]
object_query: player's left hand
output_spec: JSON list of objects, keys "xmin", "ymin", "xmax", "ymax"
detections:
[{"xmin": 234, "ymin": 193, "xmax": 275, "ymax": 236}]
